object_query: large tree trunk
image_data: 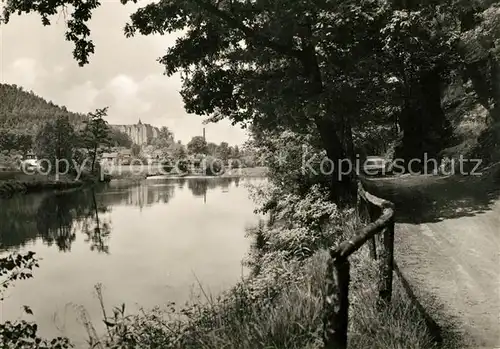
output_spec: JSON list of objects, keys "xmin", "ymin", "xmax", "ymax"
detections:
[
  {"xmin": 301, "ymin": 38, "xmax": 357, "ymax": 205},
  {"xmin": 465, "ymin": 60, "xmax": 494, "ymax": 112},
  {"xmin": 463, "ymin": 49, "xmax": 500, "ymax": 164},
  {"xmin": 395, "ymin": 68, "xmax": 452, "ymax": 172},
  {"xmin": 489, "ymin": 53, "xmax": 500, "ymax": 124},
  {"xmin": 91, "ymin": 145, "xmax": 97, "ymax": 175},
  {"xmin": 315, "ymin": 116, "xmax": 358, "ymax": 205}
]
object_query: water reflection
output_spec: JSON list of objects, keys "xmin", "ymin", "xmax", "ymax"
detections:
[
  {"xmin": 81, "ymin": 192, "xmax": 112, "ymax": 254},
  {"xmin": 186, "ymin": 177, "xmax": 239, "ymax": 198},
  {"xmin": 0, "ymin": 177, "xmax": 247, "ymax": 253},
  {"xmin": 0, "ymin": 190, "xmax": 111, "ymax": 253}
]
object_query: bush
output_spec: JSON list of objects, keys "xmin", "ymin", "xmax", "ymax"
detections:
[
  {"xmin": 203, "ymin": 156, "xmax": 224, "ymax": 176},
  {"xmin": 229, "ymin": 158, "xmax": 241, "ymax": 168},
  {"xmin": 177, "ymin": 159, "xmax": 189, "ymax": 173}
]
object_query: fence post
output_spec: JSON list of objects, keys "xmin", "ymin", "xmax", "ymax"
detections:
[
  {"xmin": 378, "ymin": 215, "xmax": 395, "ymax": 306},
  {"xmin": 358, "ymin": 189, "xmax": 377, "ymax": 260},
  {"xmin": 367, "ymin": 204, "xmax": 378, "ymax": 260},
  {"xmin": 323, "ymin": 254, "xmax": 350, "ymax": 349}
]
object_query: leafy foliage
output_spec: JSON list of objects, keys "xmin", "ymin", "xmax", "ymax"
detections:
[
  {"xmin": 150, "ymin": 126, "xmax": 174, "ymax": 149},
  {"xmin": 3, "ymin": 0, "xmax": 500, "ymax": 198},
  {"xmin": 0, "ymin": 252, "xmax": 38, "ymax": 295},
  {"xmin": 202, "ymin": 156, "xmax": 224, "ymax": 176},
  {"xmin": 0, "ymin": 131, "xmax": 32, "ymax": 153},
  {"xmin": 168, "ymin": 141, "xmax": 188, "ymax": 161},
  {"xmin": 80, "ymin": 107, "xmax": 112, "ymax": 174},
  {"xmin": 0, "ymin": 84, "xmax": 86, "ymax": 137},
  {"xmin": 34, "ymin": 116, "xmax": 76, "ymax": 173},
  {"xmin": 187, "ymin": 136, "xmax": 208, "ymax": 155},
  {"xmin": 108, "ymin": 129, "xmax": 133, "ymax": 148}
]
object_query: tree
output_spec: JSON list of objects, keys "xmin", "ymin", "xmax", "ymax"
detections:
[
  {"xmin": 34, "ymin": 115, "xmax": 76, "ymax": 174},
  {"xmin": 109, "ymin": 128, "xmax": 133, "ymax": 148},
  {"xmin": 4, "ymin": 0, "xmax": 494, "ymax": 201},
  {"xmin": 230, "ymin": 145, "xmax": 240, "ymax": 159},
  {"xmin": 216, "ymin": 142, "xmax": 230, "ymax": 162},
  {"xmin": 1, "ymin": 0, "xmax": 389, "ymax": 201},
  {"xmin": 0, "ymin": 131, "xmax": 32, "ymax": 153},
  {"xmin": 81, "ymin": 107, "xmax": 111, "ymax": 174},
  {"xmin": 203, "ymin": 155, "xmax": 224, "ymax": 176},
  {"xmin": 131, "ymin": 144, "xmax": 141, "ymax": 157},
  {"xmin": 187, "ymin": 136, "xmax": 208, "ymax": 155},
  {"xmin": 170, "ymin": 141, "xmax": 187, "ymax": 161},
  {"xmin": 0, "ymin": 83, "xmax": 86, "ymax": 136},
  {"xmin": 207, "ymin": 142, "xmax": 218, "ymax": 156},
  {"xmin": 151, "ymin": 126, "xmax": 174, "ymax": 148}
]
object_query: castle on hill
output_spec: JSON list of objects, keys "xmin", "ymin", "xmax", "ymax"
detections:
[{"xmin": 110, "ymin": 119, "xmax": 160, "ymax": 145}]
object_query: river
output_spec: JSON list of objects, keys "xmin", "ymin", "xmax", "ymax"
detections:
[{"xmin": 0, "ymin": 176, "xmax": 265, "ymax": 345}]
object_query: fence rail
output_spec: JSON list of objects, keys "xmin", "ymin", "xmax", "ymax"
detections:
[{"xmin": 323, "ymin": 182, "xmax": 395, "ymax": 349}]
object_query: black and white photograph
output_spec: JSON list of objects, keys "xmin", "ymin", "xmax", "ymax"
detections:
[{"xmin": 0, "ymin": 0, "xmax": 499, "ymax": 348}]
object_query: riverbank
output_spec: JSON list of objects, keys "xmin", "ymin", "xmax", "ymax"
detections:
[
  {"xmin": 84, "ymin": 229, "xmax": 450, "ymax": 349},
  {"xmin": 0, "ymin": 172, "xmax": 111, "ymax": 198},
  {"xmin": 104, "ymin": 165, "xmax": 268, "ymax": 181},
  {"xmin": 143, "ymin": 166, "xmax": 269, "ymax": 179},
  {"xmin": 83, "ymin": 186, "xmax": 453, "ymax": 349},
  {"xmin": 0, "ymin": 179, "xmax": 83, "ymax": 198},
  {"xmin": 221, "ymin": 166, "xmax": 268, "ymax": 177}
]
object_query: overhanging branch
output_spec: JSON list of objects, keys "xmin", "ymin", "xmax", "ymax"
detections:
[{"xmin": 191, "ymin": 0, "xmax": 303, "ymax": 60}]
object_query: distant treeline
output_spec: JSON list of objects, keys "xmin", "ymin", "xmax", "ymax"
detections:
[
  {"xmin": 0, "ymin": 83, "xmax": 87, "ymax": 134},
  {"xmin": 0, "ymin": 83, "xmax": 136, "ymax": 153}
]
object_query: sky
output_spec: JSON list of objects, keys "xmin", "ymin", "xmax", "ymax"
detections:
[{"xmin": 0, "ymin": 1, "xmax": 249, "ymax": 145}]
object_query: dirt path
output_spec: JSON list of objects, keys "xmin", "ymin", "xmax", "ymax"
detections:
[{"xmin": 365, "ymin": 174, "xmax": 500, "ymax": 348}]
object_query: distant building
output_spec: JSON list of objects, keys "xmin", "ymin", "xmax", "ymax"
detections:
[
  {"xmin": 101, "ymin": 152, "xmax": 118, "ymax": 165},
  {"xmin": 110, "ymin": 120, "xmax": 160, "ymax": 145},
  {"xmin": 119, "ymin": 149, "xmax": 132, "ymax": 165},
  {"xmin": 146, "ymin": 150, "xmax": 165, "ymax": 164}
]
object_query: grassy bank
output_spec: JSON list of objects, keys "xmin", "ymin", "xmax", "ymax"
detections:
[
  {"xmin": 83, "ymin": 198, "xmax": 453, "ymax": 349},
  {"xmin": 0, "ymin": 172, "xmax": 111, "ymax": 198},
  {"xmin": 0, "ymin": 179, "xmax": 83, "ymax": 198},
  {"xmin": 221, "ymin": 166, "xmax": 268, "ymax": 178},
  {"xmin": 84, "ymin": 248, "xmax": 448, "ymax": 349}
]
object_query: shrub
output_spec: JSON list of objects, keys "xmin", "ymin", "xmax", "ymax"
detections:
[
  {"xmin": 229, "ymin": 158, "xmax": 241, "ymax": 168},
  {"xmin": 203, "ymin": 156, "xmax": 224, "ymax": 176},
  {"xmin": 177, "ymin": 159, "xmax": 189, "ymax": 173}
]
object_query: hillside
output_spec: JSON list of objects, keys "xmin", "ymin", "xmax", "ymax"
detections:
[{"xmin": 0, "ymin": 83, "xmax": 87, "ymax": 135}]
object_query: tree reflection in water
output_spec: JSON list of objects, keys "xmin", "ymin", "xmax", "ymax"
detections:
[
  {"xmin": 34, "ymin": 190, "xmax": 111, "ymax": 253},
  {"xmin": 187, "ymin": 177, "xmax": 236, "ymax": 199},
  {"xmin": 81, "ymin": 191, "xmax": 111, "ymax": 254},
  {"xmin": 177, "ymin": 178, "xmax": 186, "ymax": 189},
  {"xmin": 0, "ymin": 177, "xmax": 244, "ymax": 252},
  {"xmin": 35, "ymin": 192, "xmax": 77, "ymax": 252}
]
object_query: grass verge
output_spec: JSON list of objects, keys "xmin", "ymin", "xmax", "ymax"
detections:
[
  {"xmin": 0, "ymin": 179, "xmax": 84, "ymax": 198},
  {"xmin": 82, "ymin": 246, "xmax": 454, "ymax": 349},
  {"xmin": 0, "ymin": 172, "xmax": 111, "ymax": 198}
]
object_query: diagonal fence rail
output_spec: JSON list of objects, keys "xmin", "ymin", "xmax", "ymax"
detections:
[{"xmin": 323, "ymin": 182, "xmax": 395, "ymax": 349}]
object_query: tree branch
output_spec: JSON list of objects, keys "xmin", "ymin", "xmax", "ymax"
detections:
[{"xmin": 190, "ymin": 0, "xmax": 303, "ymax": 60}]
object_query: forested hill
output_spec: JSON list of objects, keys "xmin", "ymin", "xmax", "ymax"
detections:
[{"xmin": 0, "ymin": 83, "xmax": 87, "ymax": 135}]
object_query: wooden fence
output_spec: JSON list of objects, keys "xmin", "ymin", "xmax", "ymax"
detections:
[{"xmin": 323, "ymin": 182, "xmax": 395, "ymax": 349}]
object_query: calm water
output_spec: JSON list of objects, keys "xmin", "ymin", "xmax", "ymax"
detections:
[{"xmin": 0, "ymin": 177, "xmax": 264, "ymax": 344}]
